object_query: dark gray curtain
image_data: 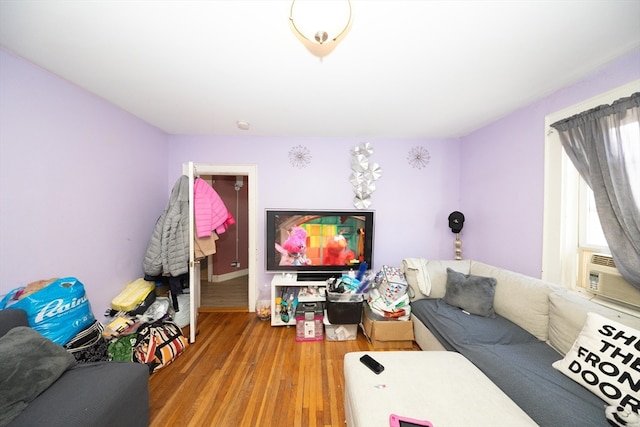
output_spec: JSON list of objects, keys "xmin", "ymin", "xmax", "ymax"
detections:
[{"xmin": 551, "ymin": 92, "xmax": 640, "ymax": 289}]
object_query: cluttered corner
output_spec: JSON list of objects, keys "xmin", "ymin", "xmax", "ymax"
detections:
[{"xmin": 0, "ymin": 276, "xmax": 189, "ymax": 374}]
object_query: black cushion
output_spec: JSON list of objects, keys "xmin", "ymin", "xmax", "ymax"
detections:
[{"xmin": 0, "ymin": 309, "xmax": 28, "ymax": 337}]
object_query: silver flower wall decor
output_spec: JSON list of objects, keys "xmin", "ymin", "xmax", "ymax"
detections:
[
  {"xmin": 351, "ymin": 142, "xmax": 382, "ymax": 209},
  {"xmin": 408, "ymin": 146, "xmax": 431, "ymax": 170},
  {"xmin": 289, "ymin": 145, "xmax": 312, "ymax": 168}
]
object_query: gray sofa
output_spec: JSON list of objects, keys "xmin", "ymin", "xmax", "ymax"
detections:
[
  {"xmin": 0, "ymin": 308, "xmax": 150, "ymax": 427},
  {"xmin": 402, "ymin": 259, "xmax": 640, "ymax": 427}
]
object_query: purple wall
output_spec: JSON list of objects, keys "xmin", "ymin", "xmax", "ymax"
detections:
[
  {"xmin": 0, "ymin": 49, "xmax": 169, "ymax": 317},
  {"xmin": 166, "ymin": 136, "xmax": 461, "ymax": 288},
  {"xmin": 1, "ymin": 45, "xmax": 637, "ymax": 317},
  {"xmin": 459, "ymin": 49, "xmax": 640, "ymax": 277}
]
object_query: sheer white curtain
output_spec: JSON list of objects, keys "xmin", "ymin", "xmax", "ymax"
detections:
[{"xmin": 551, "ymin": 93, "xmax": 640, "ymax": 289}]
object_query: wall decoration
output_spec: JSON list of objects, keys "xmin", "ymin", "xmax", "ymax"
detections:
[
  {"xmin": 408, "ymin": 146, "xmax": 431, "ymax": 169},
  {"xmin": 289, "ymin": 145, "xmax": 312, "ymax": 168},
  {"xmin": 448, "ymin": 211, "xmax": 465, "ymax": 260},
  {"xmin": 351, "ymin": 142, "xmax": 382, "ymax": 209}
]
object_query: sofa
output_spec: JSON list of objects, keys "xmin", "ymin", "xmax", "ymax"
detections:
[
  {"xmin": 402, "ymin": 259, "xmax": 640, "ymax": 427},
  {"xmin": 0, "ymin": 308, "xmax": 150, "ymax": 427}
]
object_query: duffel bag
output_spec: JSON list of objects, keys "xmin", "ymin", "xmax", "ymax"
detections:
[{"xmin": 133, "ymin": 318, "xmax": 188, "ymax": 373}]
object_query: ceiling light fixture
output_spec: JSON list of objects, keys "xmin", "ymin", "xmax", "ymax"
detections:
[{"xmin": 289, "ymin": 0, "xmax": 353, "ymax": 60}]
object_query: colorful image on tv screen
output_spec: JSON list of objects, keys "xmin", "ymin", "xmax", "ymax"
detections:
[{"xmin": 274, "ymin": 214, "xmax": 366, "ymax": 267}]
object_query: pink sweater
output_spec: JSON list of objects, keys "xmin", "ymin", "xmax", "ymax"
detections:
[{"xmin": 193, "ymin": 178, "xmax": 235, "ymax": 238}]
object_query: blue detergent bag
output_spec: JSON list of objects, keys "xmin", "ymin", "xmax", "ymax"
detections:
[{"xmin": 0, "ymin": 277, "xmax": 94, "ymax": 345}]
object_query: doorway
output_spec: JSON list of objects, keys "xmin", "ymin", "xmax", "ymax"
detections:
[
  {"xmin": 186, "ymin": 163, "xmax": 258, "ymax": 316},
  {"xmin": 200, "ymin": 174, "xmax": 249, "ymax": 311}
]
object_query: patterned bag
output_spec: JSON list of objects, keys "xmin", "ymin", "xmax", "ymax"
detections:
[
  {"xmin": 108, "ymin": 333, "xmax": 138, "ymax": 362},
  {"xmin": 133, "ymin": 318, "xmax": 188, "ymax": 373},
  {"xmin": 64, "ymin": 320, "xmax": 109, "ymax": 363}
]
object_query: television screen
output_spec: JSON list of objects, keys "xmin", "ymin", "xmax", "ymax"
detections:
[{"xmin": 265, "ymin": 209, "xmax": 374, "ymax": 275}]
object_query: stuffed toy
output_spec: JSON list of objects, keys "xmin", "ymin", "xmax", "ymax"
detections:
[
  {"xmin": 275, "ymin": 227, "xmax": 311, "ymax": 266},
  {"xmin": 323, "ymin": 235, "xmax": 355, "ymax": 266}
]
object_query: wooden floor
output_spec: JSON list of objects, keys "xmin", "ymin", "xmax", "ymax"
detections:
[
  {"xmin": 200, "ymin": 275, "xmax": 248, "ymax": 310},
  {"xmin": 148, "ymin": 311, "xmax": 418, "ymax": 427}
]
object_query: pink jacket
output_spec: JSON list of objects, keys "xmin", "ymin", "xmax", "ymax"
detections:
[{"xmin": 194, "ymin": 178, "xmax": 235, "ymax": 238}]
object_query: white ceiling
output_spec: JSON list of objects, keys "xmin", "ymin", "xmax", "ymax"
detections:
[{"xmin": 1, "ymin": 1, "xmax": 639, "ymax": 138}]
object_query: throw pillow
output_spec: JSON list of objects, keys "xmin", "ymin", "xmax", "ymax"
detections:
[
  {"xmin": 443, "ymin": 268, "xmax": 497, "ymax": 317},
  {"xmin": 0, "ymin": 326, "xmax": 76, "ymax": 426},
  {"xmin": 552, "ymin": 312, "xmax": 640, "ymax": 412}
]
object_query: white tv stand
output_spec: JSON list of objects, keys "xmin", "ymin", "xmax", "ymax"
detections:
[{"xmin": 270, "ymin": 273, "xmax": 328, "ymax": 326}]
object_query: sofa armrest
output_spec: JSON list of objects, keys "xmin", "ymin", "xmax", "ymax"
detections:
[{"xmin": 0, "ymin": 309, "xmax": 29, "ymax": 338}]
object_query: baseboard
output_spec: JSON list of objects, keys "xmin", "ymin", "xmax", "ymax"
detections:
[{"xmin": 211, "ymin": 269, "xmax": 249, "ymax": 283}]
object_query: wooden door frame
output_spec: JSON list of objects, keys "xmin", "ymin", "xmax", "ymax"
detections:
[{"xmin": 184, "ymin": 162, "xmax": 258, "ymax": 342}]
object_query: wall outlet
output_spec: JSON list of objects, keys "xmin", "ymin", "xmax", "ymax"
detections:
[{"xmin": 231, "ymin": 261, "xmax": 240, "ymax": 268}]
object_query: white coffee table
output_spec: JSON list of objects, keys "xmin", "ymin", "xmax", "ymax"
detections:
[{"xmin": 344, "ymin": 351, "xmax": 537, "ymax": 427}]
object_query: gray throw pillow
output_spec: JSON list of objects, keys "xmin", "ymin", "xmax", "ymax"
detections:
[
  {"xmin": 443, "ymin": 268, "xmax": 497, "ymax": 317},
  {"xmin": 0, "ymin": 326, "xmax": 76, "ymax": 426}
]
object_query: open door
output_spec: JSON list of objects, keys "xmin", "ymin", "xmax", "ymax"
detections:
[
  {"xmin": 183, "ymin": 162, "xmax": 258, "ymax": 344},
  {"xmin": 186, "ymin": 162, "xmax": 199, "ymax": 343}
]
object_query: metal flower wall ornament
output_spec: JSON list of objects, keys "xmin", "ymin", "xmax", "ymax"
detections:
[
  {"xmin": 408, "ymin": 146, "xmax": 431, "ymax": 170},
  {"xmin": 289, "ymin": 145, "xmax": 312, "ymax": 168},
  {"xmin": 351, "ymin": 142, "xmax": 382, "ymax": 209}
]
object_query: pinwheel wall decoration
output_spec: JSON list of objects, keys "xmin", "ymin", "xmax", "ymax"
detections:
[
  {"xmin": 408, "ymin": 146, "xmax": 431, "ymax": 170},
  {"xmin": 289, "ymin": 145, "xmax": 312, "ymax": 168}
]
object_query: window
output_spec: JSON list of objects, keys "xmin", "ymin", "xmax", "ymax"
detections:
[
  {"xmin": 580, "ymin": 183, "xmax": 607, "ymax": 250},
  {"xmin": 542, "ymin": 79, "xmax": 640, "ymax": 290}
]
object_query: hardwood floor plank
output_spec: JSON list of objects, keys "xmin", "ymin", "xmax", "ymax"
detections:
[
  {"xmin": 200, "ymin": 275, "xmax": 248, "ymax": 309},
  {"xmin": 148, "ymin": 311, "xmax": 419, "ymax": 426}
]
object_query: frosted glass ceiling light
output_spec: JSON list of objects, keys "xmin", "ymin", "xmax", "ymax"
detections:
[{"xmin": 289, "ymin": 0, "xmax": 353, "ymax": 59}]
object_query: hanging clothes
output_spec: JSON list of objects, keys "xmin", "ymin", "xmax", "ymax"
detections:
[
  {"xmin": 143, "ymin": 175, "xmax": 190, "ymax": 278},
  {"xmin": 193, "ymin": 177, "xmax": 235, "ymax": 238},
  {"xmin": 194, "ymin": 227, "xmax": 219, "ymax": 259}
]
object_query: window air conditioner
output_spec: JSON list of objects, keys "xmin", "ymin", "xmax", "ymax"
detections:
[{"xmin": 578, "ymin": 249, "xmax": 640, "ymax": 308}]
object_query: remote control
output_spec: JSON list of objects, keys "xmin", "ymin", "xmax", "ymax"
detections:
[{"xmin": 360, "ymin": 354, "xmax": 384, "ymax": 374}]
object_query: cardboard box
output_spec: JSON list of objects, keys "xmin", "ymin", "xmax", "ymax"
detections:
[{"xmin": 361, "ymin": 304, "xmax": 414, "ymax": 349}]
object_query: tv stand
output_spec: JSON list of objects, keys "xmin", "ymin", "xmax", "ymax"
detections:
[
  {"xmin": 296, "ymin": 272, "xmax": 341, "ymax": 282},
  {"xmin": 271, "ymin": 273, "xmax": 332, "ymax": 326}
]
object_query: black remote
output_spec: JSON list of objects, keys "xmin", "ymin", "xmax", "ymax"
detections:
[{"xmin": 360, "ymin": 354, "xmax": 384, "ymax": 374}]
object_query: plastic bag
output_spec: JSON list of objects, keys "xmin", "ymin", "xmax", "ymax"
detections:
[
  {"xmin": 0, "ymin": 277, "xmax": 95, "ymax": 345},
  {"xmin": 108, "ymin": 333, "xmax": 138, "ymax": 362},
  {"xmin": 374, "ymin": 265, "xmax": 409, "ymax": 305},
  {"xmin": 367, "ymin": 287, "xmax": 412, "ymax": 320}
]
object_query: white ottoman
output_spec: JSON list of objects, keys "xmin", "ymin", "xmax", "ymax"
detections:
[{"xmin": 344, "ymin": 351, "xmax": 537, "ymax": 427}]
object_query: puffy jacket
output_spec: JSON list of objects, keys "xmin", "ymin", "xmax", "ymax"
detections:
[
  {"xmin": 194, "ymin": 177, "xmax": 235, "ymax": 238},
  {"xmin": 143, "ymin": 175, "xmax": 190, "ymax": 277}
]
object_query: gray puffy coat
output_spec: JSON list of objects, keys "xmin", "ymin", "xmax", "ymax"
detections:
[{"xmin": 143, "ymin": 175, "xmax": 190, "ymax": 277}]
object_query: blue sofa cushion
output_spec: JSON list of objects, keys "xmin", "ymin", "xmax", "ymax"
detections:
[{"xmin": 412, "ymin": 299, "xmax": 609, "ymax": 427}]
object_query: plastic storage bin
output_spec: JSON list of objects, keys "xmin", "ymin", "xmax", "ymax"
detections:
[
  {"xmin": 295, "ymin": 302, "xmax": 324, "ymax": 342},
  {"xmin": 326, "ymin": 292, "xmax": 363, "ymax": 324},
  {"xmin": 323, "ymin": 312, "xmax": 358, "ymax": 341}
]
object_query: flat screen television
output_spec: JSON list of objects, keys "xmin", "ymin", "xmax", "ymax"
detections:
[{"xmin": 265, "ymin": 209, "xmax": 374, "ymax": 278}]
